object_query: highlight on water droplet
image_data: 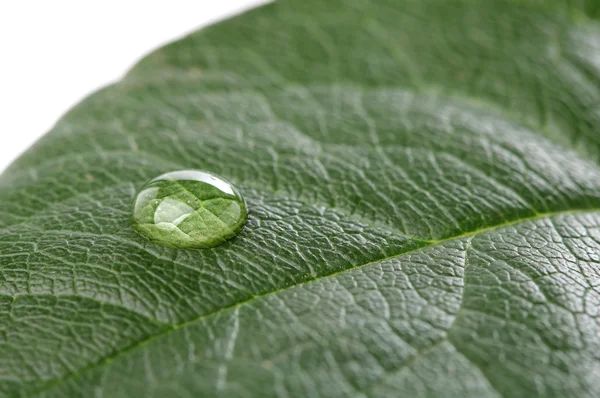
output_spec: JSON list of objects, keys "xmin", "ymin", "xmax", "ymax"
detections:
[{"xmin": 131, "ymin": 170, "xmax": 247, "ymax": 249}]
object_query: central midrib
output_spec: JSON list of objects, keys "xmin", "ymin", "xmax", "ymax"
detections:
[{"xmin": 29, "ymin": 206, "xmax": 600, "ymax": 395}]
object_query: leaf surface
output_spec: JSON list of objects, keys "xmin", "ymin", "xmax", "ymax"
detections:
[{"xmin": 2, "ymin": 0, "xmax": 600, "ymax": 397}]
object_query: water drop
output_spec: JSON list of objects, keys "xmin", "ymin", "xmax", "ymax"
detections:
[{"xmin": 131, "ymin": 170, "xmax": 247, "ymax": 249}]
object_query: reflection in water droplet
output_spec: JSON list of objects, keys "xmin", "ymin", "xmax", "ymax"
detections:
[{"xmin": 131, "ymin": 170, "xmax": 247, "ymax": 249}]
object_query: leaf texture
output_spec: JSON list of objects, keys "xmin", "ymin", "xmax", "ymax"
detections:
[{"xmin": 2, "ymin": 0, "xmax": 600, "ymax": 397}]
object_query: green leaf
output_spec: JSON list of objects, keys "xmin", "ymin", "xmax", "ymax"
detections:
[{"xmin": 2, "ymin": 0, "xmax": 600, "ymax": 396}]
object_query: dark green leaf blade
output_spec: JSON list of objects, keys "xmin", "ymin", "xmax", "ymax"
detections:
[{"xmin": 1, "ymin": 1, "xmax": 600, "ymax": 397}]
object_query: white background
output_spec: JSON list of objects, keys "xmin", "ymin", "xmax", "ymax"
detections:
[{"xmin": 0, "ymin": 0, "xmax": 267, "ymax": 173}]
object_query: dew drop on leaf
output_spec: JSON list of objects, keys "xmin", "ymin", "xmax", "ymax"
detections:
[{"xmin": 131, "ymin": 170, "xmax": 247, "ymax": 249}]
